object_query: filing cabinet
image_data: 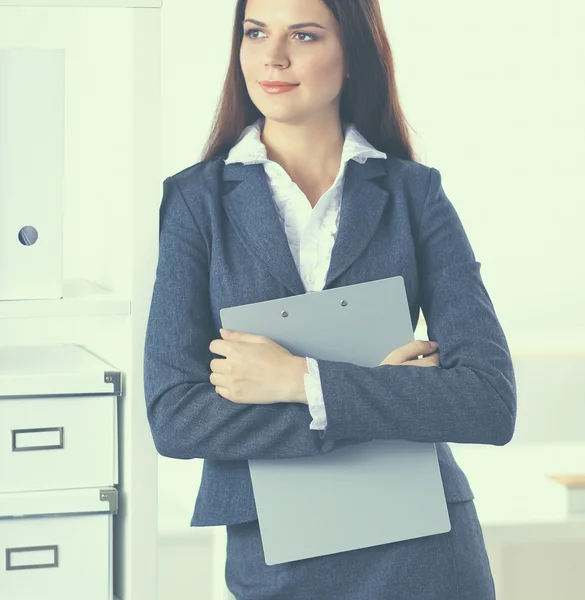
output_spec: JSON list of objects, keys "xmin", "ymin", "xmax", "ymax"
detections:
[{"xmin": 0, "ymin": 344, "xmax": 121, "ymax": 599}]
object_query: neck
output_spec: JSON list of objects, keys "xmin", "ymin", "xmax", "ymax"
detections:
[{"xmin": 260, "ymin": 114, "xmax": 345, "ymax": 184}]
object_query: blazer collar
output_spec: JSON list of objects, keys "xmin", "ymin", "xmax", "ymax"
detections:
[{"xmin": 221, "ymin": 157, "xmax": 390, "ymax": 296}]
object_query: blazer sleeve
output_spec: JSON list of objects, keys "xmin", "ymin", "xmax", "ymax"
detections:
[
  {"xmin": 143, "ymin": 175, "xmax": 367, "ymax": 461},
  {"xmin": 315, "ymin": 167, "xmax": 517, "ymax": 446}
]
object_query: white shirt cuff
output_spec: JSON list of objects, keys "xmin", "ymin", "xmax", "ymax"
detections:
[{"xmin": 304, "ymin": 357, "xmax": 328, "ymax": 430}]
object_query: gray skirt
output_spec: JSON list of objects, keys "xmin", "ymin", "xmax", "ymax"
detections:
[{"xmin": 225, "ymin": 500, "xmax": 495, "ymax": 600}]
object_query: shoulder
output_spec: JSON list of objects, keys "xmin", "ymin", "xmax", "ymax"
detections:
[
  {"xmin": 382, "ymin": 154, "xmax": 436, "ymax": 191},
  {"xmin": 163, "ymin": 152, "xmax": 228, "ymax": 220},
  {"xmin": 381, "ymin": 154, "xmax": 440, "ymax": 216},
  {"xmin": 166, "ymin": 152, "xmax": 228, "ymax": 194}
]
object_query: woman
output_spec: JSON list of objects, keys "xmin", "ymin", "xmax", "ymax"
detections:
[{"xmin": 143, "ymin": 0, "xmax": 517, "ymax": 598}]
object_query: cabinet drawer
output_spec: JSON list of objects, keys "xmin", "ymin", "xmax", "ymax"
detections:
[
  {"xmin": 0, "ymin": 489, "xmax": 115, "ymax": 600},
  {"xmin": 0, "ymin": 395, "xmax": 117, "ymax": 493}
]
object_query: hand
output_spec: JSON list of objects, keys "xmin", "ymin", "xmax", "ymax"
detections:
[
  {"xmin": 209, "ymin": 329, "xmax": 305, "ymax": 404},
  {"xmin": 378, "ymin": 340, "xmax": 441, "ymax": 368}
]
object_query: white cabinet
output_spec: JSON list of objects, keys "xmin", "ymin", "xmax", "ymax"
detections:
[
  {"xmin": 0, "ymin": 344, "xmax": 121, "ymax": 599},
  {"xmin": 0, "ymin": 4, "xmax": 160, "ymax": 599}
]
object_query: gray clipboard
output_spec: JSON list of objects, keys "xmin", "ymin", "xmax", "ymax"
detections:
[{"xmin": 220, "ymin": 276, "xmax": 450, "ymax": 565}]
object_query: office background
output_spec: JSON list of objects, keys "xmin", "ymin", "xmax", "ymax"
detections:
[{"xmin": 0, "ymin": 0, "xmax": 581, "ymax": 598}]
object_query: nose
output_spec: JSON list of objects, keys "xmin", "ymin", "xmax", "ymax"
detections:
[{"xmin": 264, "ymin": 44, "xmax": 290, "ymax": 70}]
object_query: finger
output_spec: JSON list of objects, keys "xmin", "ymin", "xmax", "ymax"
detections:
[
  {"xmin": 388, "ymin": 339, "xmax": 437, "ymax": 363},
  {"xmin": 403, "ymin": 358, "xmax": 437, "ymax": 367},
  {"xmin": 412, "ymin": 340, "xmax": 438, "ymax": 356},
  {"xmin": 424, "ymin": 355, "xmax": 441, "ymax": 367},
  {"xmin": 421, "ymin": 348, "xmax": 439, "ymax": 358},
  {"xmin": 415, "ymin": 352, "xmax": 440, "ymax": 364},
  {"xmin": 210, "ymin": 371, "xmax": 228, "ymax": 387},
  {"xmin": 210, "ymin": 337, "xmax": 245, "ymax": 356},
  {"xmin": 210, "ymin": 358, "xmax": 229, "ymax": 373},
  {"xmin": 214, "ymin": 386, "xmax": 231, "ymax": 401},
  {"xmin": 220, "ymin": 329, "xmax": 266, "ymax": 343},
  {"xmin": 209, "ymin": 338, "xmax": 228, "ymax": 356}
]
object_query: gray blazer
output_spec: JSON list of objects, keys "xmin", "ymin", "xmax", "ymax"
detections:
[{"xmin": 143, "ymin": 152, "xmax": 517, "ymax": 527}]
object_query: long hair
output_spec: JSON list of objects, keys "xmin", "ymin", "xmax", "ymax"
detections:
[{"xmin": 200, "ymin": 0, "xmax": 419, "ymax": 163}]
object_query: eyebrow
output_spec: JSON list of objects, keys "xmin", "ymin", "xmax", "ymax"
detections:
[{"xmin": 242, "ymin": 19, "xmax": 327, "ymax": 30}]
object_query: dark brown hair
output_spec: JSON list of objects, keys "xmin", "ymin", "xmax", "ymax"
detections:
[{"xmin": 200, "ymin": 0, "xmax": 418, "ymax": 163}]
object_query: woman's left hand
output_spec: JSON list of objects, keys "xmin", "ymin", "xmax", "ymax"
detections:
[{"xmin": 209, "ymin": 329, "xmax": 307, "ymax": 405}]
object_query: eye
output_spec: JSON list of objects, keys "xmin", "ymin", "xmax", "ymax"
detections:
[{"xmin": 243, "ymin": 28, "xmax": 317, "ymax": 42}]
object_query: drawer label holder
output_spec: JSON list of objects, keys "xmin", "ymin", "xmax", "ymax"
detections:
[
  {"xmin": 11, "ymin": 426, "xmax": 64, "ymax": 452},
  {"xmin": 5, "ymin": 544, "xmax": 59, "ymax": 571}
]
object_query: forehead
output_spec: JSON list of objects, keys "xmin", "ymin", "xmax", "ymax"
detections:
[{"xmin": 243, "ymin": 0, "xmax": 334, "ymax": 25}]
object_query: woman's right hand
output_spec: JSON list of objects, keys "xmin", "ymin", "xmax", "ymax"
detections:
[{"xmin": 378, "ymin": 340, "xmax": 441, "ymax": 368}]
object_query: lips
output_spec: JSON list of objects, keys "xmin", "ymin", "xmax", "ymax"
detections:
[
  {"xmin": 260, "ymin": 84, "xmax": 299, "ymax": 90},
  {"xmin": 259, "ymin": 82, "xmax": 300, "ymax": 95},
  {"xmin": 259, "ymin": 81, "xmax": 299, "ymax": 87}
]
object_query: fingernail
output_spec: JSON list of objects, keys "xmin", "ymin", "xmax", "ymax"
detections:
[{"xmin": 430, "ymin": 341, "xmax": 439, "ymax": 349}]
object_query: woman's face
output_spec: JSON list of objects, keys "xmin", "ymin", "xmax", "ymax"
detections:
[{"xmin": 240, "ymin": 0, "xmax": 347, "ymax": 123}]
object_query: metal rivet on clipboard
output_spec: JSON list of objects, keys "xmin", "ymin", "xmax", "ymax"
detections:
[{"xmin": 281, "ymin": 299, "xmax": 348, "ymax": 318}]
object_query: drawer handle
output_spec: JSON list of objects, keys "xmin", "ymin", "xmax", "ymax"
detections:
[
  {"xmin": 5, "ymin": 545, "xmax": 59, "ymax": 570},
  {"xmin": 11, "ymin": 427, "xmax": 64, "ymax": 452}
]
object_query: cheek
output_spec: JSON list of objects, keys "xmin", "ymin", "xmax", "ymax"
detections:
[
  {"xmin": 301, "ymin": 65, "xmax": 344, "ymax": 100},
  {"xmin": 239, "ymin": 46, "xmax": 249, "ymax": 73},
  {"xmin": 240, "ymin": 45, "xmax": 256, "ymax": 75},
  {"xmin": 303, "ymin": 53, "xmax": 344, "ymax": 82}
]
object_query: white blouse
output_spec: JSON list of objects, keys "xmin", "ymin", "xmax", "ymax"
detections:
[{"xmin": 224, "ymin": 117, "xmax": 387, "ymax": 430}]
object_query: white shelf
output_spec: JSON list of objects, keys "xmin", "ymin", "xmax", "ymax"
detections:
[
  {"xmin": 0, "ymin": 1, "xmax": 161, "ymax": 7},
  {"xmin": 0, "ymin": 278, "xmax": 130, "ymax": 319}
]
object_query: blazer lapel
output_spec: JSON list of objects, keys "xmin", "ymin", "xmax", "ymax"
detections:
[{"xmin": 221, "ymin": 157, "xmax": 390, "ymax": 296}]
